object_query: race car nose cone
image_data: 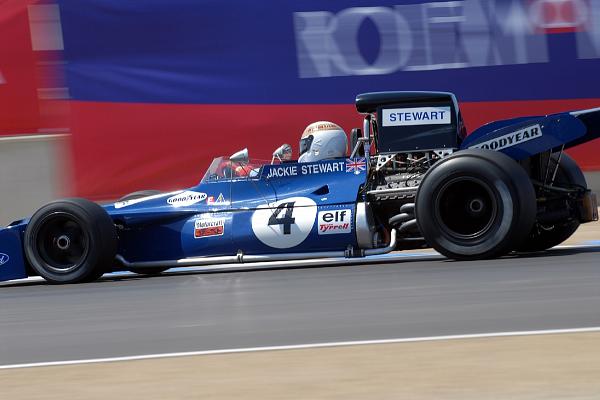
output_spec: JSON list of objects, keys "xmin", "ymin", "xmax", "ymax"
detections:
[{"xmin": 56, "ymin": 235, "xmax": 71, "ymax": 251}]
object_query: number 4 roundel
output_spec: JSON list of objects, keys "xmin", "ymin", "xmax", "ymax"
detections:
[{"xmin": 251, "ymin": 197, "xmax": 317, "ymax": 248}]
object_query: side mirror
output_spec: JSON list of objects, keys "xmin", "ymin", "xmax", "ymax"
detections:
[
  {"xmin": 272, "ymin": 143, "xmax": 292, "ymax": 163},
  {"xmin": 230, "ymin": 148, "xmax": 249, "ymax": 164},
  {"xmin": 350, "ymin": 128, "xmax": 365, "ymax": 157}
]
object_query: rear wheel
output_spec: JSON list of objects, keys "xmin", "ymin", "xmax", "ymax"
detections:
[
  {"xmin": 24, "ymin": 198, "xmax": 117, "ymax": 283},
  {"xmin": 520, "ymin": 221, "xmax": 579, "ymax": 252},
  {"xmin": 416, "ymin": 149, "xmax": 536, "ymax": 260},
  {"xmin": 518, "ymin": 153, "xmax": 586, "ymax": 252},
  {"xmin": 118, "ymin": 190, "xmax": 169, "ymax": 275}
]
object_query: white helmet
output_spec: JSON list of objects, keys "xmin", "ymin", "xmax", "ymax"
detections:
[{"xmin": 298, "ymin": 121, "xmax": 348, "ymax": 163}]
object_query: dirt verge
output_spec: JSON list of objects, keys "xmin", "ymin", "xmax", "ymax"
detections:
[{"xmin": 2, "ymin": 332, "xmax": 600, "ymax": 400}]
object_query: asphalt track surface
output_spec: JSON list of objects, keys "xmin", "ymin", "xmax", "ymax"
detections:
[{"xmin": 1, "ymin": 246, "xmax": 600, "ymax": 366}]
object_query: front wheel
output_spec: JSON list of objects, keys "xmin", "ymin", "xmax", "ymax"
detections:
[
  {"xmin": 416, "ymin": 149, "xmax": 536, "ymax": 260},
  {"xmin": 24, "ymin": 198, "xmax": 118, "ymax": 283}
]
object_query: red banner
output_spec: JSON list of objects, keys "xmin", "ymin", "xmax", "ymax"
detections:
[
  {"xmin": 0, "ymin": 0, "xmax": 40, "ymax": 134},
  {"xmin": 68, "ymin": 98, "xmax": 600, "ymax": 200}
]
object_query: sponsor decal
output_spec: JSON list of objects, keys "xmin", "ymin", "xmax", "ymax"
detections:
[
  {"xmin": 294, "ymin": 3, "xmax": 552, "ymax": 79},
  {"xmin": 303, "ymin": 122, "xmax": 341, "ymax": 135},
  {"xmin": 469, "ymin": 124, "xmax": 542, "ymax": 151},
  {"xmin": 207, "ymin": 193, "xmax": 229, "ymax": 205},
  {"xmin": 346, "ymin": 158, "xmax": 367, "ymax": 175},
  {"xmin": 265, "ymin": 160, "xmax": 346, "ymax": 179},
  {"xmin": 194, "ymin": 217, "xmax": 225, "ymax": 238},
  {"xmin": 382, "ymin": 107, "xmax": 451, "ymax": 127},
  {"xmin": 0, "ymin": 252, "xmax": 9, "ymax": 266},
  {"xmin": 318, "ymin": 209, "xmax": 352, "ymax": 235},
  {"xmin": 114, "ymin": 191, "xmax": 178, "ymax": 209},
  {"xmin": 167, "ymin": 191, "xmax": 207, "ymax": 207}
]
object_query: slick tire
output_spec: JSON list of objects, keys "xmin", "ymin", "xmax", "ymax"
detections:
[
  {"xmin": 24, "ymin": 198, "xmax": 118, "ymax": 284},
  {"xmin": 415, "ymin": 149, "xmax": 536, "ymax": 260},
  {"xmin": 519, "ymin": 220, "xmax": 579, "ymax": 252},
  {"xmin": 518, "ymin": 153, "xmax": 585, "ymax": 252},
  {"xmin": 117, "ymin": 190, "xmax": 168, "ymax": 275}
]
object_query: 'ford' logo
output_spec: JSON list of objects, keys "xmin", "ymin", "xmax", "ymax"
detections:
[{"xmin": 0, "ymin": 253, "xmax": 9, "ymax": 266}]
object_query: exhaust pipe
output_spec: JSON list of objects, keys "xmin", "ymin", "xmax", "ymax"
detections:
[{"xmin": 116, "ymin": 229, "xmax": 397, "ymax": 269}]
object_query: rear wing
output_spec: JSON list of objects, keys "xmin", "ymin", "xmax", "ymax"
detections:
[
  {"xmin": 460, "ymin": 107, "xmax": 600, "ymax": 160},
  {"xmin": 567, "ymin": 107, "xmax": 600, "ymax": 148}
]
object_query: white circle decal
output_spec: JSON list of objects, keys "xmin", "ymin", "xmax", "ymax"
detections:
[{"xmin": 251, "ymin": 197, "xmax": 317, "ymax": 249}]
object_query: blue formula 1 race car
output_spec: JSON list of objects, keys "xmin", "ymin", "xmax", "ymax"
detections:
[{"xmin": 1, "ymin": 91, "xmax": 598, "ymax": 283}]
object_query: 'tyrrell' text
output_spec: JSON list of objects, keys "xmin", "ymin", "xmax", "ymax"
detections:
[{"xmin": 318, "ymin": 209, "xmax": 352, "ymax": 235}]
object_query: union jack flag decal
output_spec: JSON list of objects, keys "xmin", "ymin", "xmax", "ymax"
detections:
[{"xmin": 346, "ymin": 158, "xmax": 367, "ymax": 174}]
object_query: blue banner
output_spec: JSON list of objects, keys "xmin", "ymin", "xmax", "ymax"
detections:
[{"xmin": 58, "ymin": 0, "xmax": 600, "ymax": 104}]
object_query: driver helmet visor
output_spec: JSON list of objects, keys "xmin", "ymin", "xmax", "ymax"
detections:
[{"xmin": 299, "ymin": 135, "xmax": 314, "ymax": 157}]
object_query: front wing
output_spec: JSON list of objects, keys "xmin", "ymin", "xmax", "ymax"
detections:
[{"xmin": 0, "ymin": 226, "xmax": 28, "ymax": 281}]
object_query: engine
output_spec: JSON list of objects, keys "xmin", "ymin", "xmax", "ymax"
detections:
[
  {"xmin": 352, "ymin": 90, "xmax": 598, "ymax": 256},
  {"xmin": 365, "ymin": 151, "xmax": 452, "ymax": 248},
  {"xmin": 354, "ymin": 92, "xmax": 467, "ymax": 248}
]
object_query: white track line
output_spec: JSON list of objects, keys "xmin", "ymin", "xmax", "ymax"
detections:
[{"xmin": 2, "ymin": 326, "xmax": 600, "ymax": 370}]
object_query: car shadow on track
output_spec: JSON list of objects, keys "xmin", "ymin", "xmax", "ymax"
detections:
[
  {"xmin": 433, "ymin": 245, "xmax": 600, "ymax": 265},
  {"xmin": 2, "ymin": 245, "xmax": 599, "ymax": 288},
  {"xmin": 513, "ymin": 245, "xmax": 600, "ymax": 259}
]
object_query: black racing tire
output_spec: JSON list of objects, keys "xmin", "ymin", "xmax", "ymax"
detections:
[
  {"xmin": 117, "ymin": 190, "xmax": 168, "ymax": 275},
  {"xmin": 518, "ymin": 153, "xmax": 585, "ymax": 252},
  {"xmin": 519, "ymin": 220, "xmax": 579, "ymax": 252},
  {"xmin": 415, "ymin": 149, "xmax": 536, "ymax": 260},
  {"xmin": 118, "ymin": 190, "xmax": 162, "ymax": 202},
  {"xmin": 24, "ymin": 198, "xmax": 118, "ymax": 284}
]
